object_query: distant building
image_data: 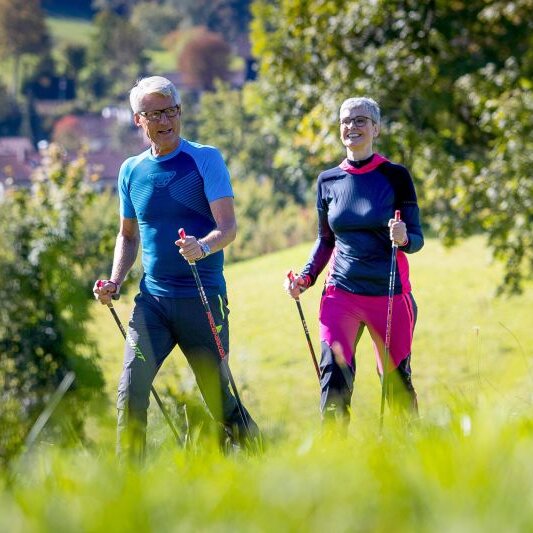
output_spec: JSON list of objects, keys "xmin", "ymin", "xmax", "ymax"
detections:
[
  {"xmin": 0, "ymin": 107, "xmax": 149, "ymax": 193},
  {"xmin": 50, "ymin": 107, "xmax": 148, "ymax": 190},
  {"xmin": 0, "ymin": 137, "xmax": 40, "ymax": 189}
]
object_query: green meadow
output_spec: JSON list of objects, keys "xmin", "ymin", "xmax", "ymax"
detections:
[
  {"xmin": 46, "ymin": 17, "xmax": 93, "ymax": 47},
  {"xmin": 2, "ymin": 236, "xmax": 533, "ymax": 532}
]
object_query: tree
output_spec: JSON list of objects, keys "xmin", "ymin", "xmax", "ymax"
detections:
[
  {"xmin": 0, "ymin": 144, "xmax": 115, "ymax": 463},
  {"xmin": 196, "ymin": 82, "xmax": 315, "ymax": 261},
  {"xmin": 0, "ymin": 83, "xmax": 22, "ymax": 135},
  {"xmin": 165, "ymin": 0, "xmax": 253, "ymax": 43},
  {"xmin": 58, "ymin": 43, "xmax": 87, "ymax": 83},
  {"xmin": 52, "ymin": 115, "xmax": 84, "ymax": 152},
  {"xmin": 130, "ymin": 2, "xmax": 183, "ymax": 50},
  {"xmin": 178, "ymin": 27, "xmax": 231, "ymax": 90},
  {"xmin": 250, "ymin": 0, "xmax": 533, "ymax": 292},
  {"xmin": 0, "ymin": 0, "xmax": 50, "ymax": 94},
  {"xmin": 79, "ymin": 10, "xmax": 147, "ymax": 105}
]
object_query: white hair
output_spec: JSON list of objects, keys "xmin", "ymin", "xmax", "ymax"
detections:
[
  {"xmin": 339, "ymin": 97, "xmax": 380, "ymax": 123},
  {"xmin": 129, "ymin": 76, "xmax": 181, "ymax": 113}
]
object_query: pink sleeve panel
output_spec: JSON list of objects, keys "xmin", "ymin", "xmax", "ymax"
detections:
[{"xmin": 396, "ymin": 250, "xmax": 412, "ymax": 294}]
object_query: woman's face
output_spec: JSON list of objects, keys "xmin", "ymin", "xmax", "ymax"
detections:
[{"xmin": 339, "ymin": 106, "xmax": 379, "ymax": 155}]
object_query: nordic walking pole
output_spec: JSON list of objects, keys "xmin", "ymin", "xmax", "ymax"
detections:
[
  {"xmin": 287, "ymin": 270, "xmax": 321, "ymax": 381},
  {"xmin": 178, "ymin": 229, "xmax": 252, "ymax": 438},
  {"xmin": 380, "ymin": 209, "xmax": 401, "ymax": 434},
  {"xmin": 24, "ymin": 371, "xmax": 76, "ymax": 452},
  {"xmin": 96, "ymin": 282, "xmax": 182, "ymax": 446}
]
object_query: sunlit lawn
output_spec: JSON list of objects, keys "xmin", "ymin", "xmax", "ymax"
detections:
[
  {"xmin": 2, "ymin": 236, "xmax": 533, "ymax": 531},
  {"xmin": 46, "ymin": 16, "xmax": 93, "ymax": 47}
]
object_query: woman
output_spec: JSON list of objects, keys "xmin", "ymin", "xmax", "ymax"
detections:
[{"xmin": 286, "ymin": 97, "xmax": 423, "ymax": 424}]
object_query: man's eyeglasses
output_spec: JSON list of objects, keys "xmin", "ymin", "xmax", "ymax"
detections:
[
  {"xmin": 138, "ymin": 105, "xmax": 180, "ymax": 122},
  {"xmin": 340, "ymin": 116, "xmax": 375, "ymax": 127}
]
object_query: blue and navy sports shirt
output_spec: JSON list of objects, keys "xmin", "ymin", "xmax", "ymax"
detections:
[
  {"xmin": 301, "ymin": 153, "xmax": 424, "ymax": 296},
  {"xmin": 118, "ymin": 138, "xmax": 233, "ymax": 297}
]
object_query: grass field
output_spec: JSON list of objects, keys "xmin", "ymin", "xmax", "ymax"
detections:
[
  {"xmin": 2, "ymin": 236, "xmax": 533, "ymax": 531},
  {"xmin": 46, "ymin": 16, "xmax": 94, "ymax": 47},
  {"xmin": 45, "ymin": 15, "xmax": 176, "ymax": 75}
]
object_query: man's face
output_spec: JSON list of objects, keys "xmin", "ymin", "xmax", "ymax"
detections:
[
  {"xmin": 339, "ymin": 106, "xmax": 379, "ymax": 153},
  {"xmin": 134, "ymin": 93, "xmax": 181, "ymax": 155}
]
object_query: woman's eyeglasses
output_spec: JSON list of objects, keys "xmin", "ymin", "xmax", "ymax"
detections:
[{"xmin": 340, "ymin": 116, "xmax": 375, "ymax": 127}]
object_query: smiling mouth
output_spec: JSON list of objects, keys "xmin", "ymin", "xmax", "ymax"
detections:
[{"xmin": 159, "ymin": 128, "xmax": 173, "ymax": 134}]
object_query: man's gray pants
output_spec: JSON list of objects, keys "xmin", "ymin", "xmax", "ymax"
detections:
[{"xmin": 117, "ymin": 291, "xmax": 257, "ymax": 458}]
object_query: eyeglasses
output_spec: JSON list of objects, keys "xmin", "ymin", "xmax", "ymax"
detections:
[
  {"xmin": 138, "ymin": 105, "xmax": 180, "ymax": 121},
  {"xmin": 340, "ymin": 116, "xmax": 375, "ymax": 127}
]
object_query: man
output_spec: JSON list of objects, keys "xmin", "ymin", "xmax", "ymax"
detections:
[{"xmin": 93, "ymin": 76, "xmax": 258, "ymax": 460}]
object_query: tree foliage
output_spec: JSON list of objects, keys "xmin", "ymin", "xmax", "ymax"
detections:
[
  {"xmin": 196, "ymin": 82, "xmax": 315, "ymax": 261},
  {"xmin": 250, "ymin": 0, "xmax": 533, "ymax": 292},
  {"xmin": 52, "ymin": 115, "xmax": 84, "ymax": 151},
  {"xmin": 78, "ymin": 10, "xmax": 147, "ymax": 105},
  {"xmin": 0, "ymin": 145, "xmax": 116, "ymax": 462},
  {"xmin": 0, "ymin": 82, "xmax": 22, "ymax": 135},
  {"xmin": 166, "ymin": 0, "xmax": 252, "ymax": 41},
  {"xmin": 130, "ymin": 1, "xmax": 184, "ymax": 50},
  {"xmin": 0, "ymin": 0, "xmax": 51, "ymax": 93},
  {"xmin": 178, "ymin": 28, "xmax": 231, "ymax": 90}
]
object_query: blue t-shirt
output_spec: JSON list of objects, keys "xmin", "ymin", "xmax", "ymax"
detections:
[{"xmin": 118, "ymin": 138, "xmax": 233, "ymax": 297}]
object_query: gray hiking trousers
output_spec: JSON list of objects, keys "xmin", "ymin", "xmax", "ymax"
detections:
[{"xmin": 116, "ymin": 291, "xmax": 257, "ymax": 458}]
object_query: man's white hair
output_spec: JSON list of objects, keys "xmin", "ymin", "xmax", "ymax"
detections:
[
  {"xmin": 129, "ymin": 76, "xmax": 181, "ymax": 113},
  {"xmin": 339, "ymin": 97, "xmax": 380, "ymax": 123}
]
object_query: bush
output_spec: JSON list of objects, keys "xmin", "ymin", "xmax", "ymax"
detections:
[
  {"xmin": 0, "ymin": 144, "xmax": 116, "ymax": 463},
  {"xmin": 227, "ymin": 178, "xmax": 316, "ymax": 263}
]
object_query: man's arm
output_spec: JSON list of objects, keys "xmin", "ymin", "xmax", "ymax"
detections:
[
  {"xmin": 110, "ymin": 217, "xmax": 140, "ymax": 284},
  {"xmin": 93, "ymin": 217, "xmax": 139, "ymax": 304},
  {"xmin": 175, "ymin": 197, "xmax": 236, "ymax": 262}
]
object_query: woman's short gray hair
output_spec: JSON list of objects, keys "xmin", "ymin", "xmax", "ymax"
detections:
[
  {"xmin": 129, "ymin": 76, "xmax": 181, "ymax": 113},
  {"xmin": 339, "ymin": 97, "xmax": 380, "ymax": 123}
]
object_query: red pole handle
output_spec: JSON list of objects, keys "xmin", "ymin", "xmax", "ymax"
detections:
[
  {"xmin": 178, "ymin": 228, "xmax": 186, "ymax": 239},
  {"xmin": 394, "ymin": 210, "xmax": 401, "ymax": 221},
  {"xmin": 287, "ymin": 270, "xmax": 295, "ymax": 282},
  {"xmin": 96, "ymin": 280, "xmax": 119, "ymax": 300}
]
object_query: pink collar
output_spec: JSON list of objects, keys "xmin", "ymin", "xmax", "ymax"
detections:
[{"xmin": 339, "ymin": 153, "xmax": 389, "ymax": 174}]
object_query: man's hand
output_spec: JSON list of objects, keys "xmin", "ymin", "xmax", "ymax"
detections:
[
  {"xmin": 93, "ymin": 279, "xmax": 120, "ymax": 305},
  {"xmin": 175, "ymin": 234, "xmax": 205, "ymax": 262}
]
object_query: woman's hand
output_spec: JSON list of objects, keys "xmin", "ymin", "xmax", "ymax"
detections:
[
  {"xmin": 388, "ymin": 218, "xmax": 408, "ymax": 246},
  {"xmin": 284, "ymin": 271, "xmax": 310, "ymax": 299}
]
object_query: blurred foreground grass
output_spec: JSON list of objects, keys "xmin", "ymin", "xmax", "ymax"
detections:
[{"xmin": 2, "ymin": 236, "xmax": 533, "ymax": 531}]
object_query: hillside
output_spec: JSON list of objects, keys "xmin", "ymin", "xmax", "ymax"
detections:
[
  {"xmin": 91, "ymin": 235, "xmax": 533, "ymax": 435},
  {"xmin": 2, "ymin": 235, "xmax": 533, "ymax": 531}
]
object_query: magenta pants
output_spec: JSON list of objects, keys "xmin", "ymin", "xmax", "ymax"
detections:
[{"xmin": 319, "ymin": 285, "xmax": 417, "ymax": 374}]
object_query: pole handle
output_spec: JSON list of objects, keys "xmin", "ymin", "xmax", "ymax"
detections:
[
  {"xmin": 287, "ymin": 269, "xmax": 302, "ymax": 300},
  {"xmin": 96, "ymin": 279, "xmax": 120, "ymax": 300},
  {"xmin": 392, "ymin": 210, "xmax": 402, "ymax": 249},
  {"xmin": 178, "ymin": 227, "xmax": 195, "ymax": 265}
]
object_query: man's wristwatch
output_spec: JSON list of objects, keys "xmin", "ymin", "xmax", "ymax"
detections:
[{"xmin": 199, "ymin": 240, "xmax": 211, "ymax": 259}]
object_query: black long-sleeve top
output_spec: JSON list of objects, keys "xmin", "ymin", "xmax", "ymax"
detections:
[{"xmin": 301, "ymin": 153, "xmax": 424, "ymax": 296}]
